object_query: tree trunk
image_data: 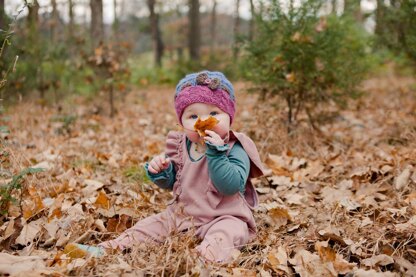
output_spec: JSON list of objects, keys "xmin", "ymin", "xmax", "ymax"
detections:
[
  {"xmin": 51, "ymin": 0, "xmax": 59, "ymax": 43},
  {"xmin": 286, "ymin": 94, "xmax": 293, "ymax": 134},
  {"xmin": 233, "ymin": 0, "xmax": 241, "ymax": 61},
  {"xmin": 343, "ymin": 0, "xmax": 362, "ymax": 22},
  {"xmin": 188, "ymin": 0, "xmax": 200, "ymax": 61},
  {"xmin": 147, "ymin": 0, "xmax": 164, "ymax": 67},
  {"xmin": 27, "ymin": 0, "xmax": 39, "ymax": 55},
  {"xmin": 109, "ymin": 83, "xmax": 115, "ymax": 117},
  {"xmin": 27, "ymin": 0, "xmax": 39, "ymax": 33},
  {"xmin": 0, "ymin": 0, "xmax": 5, "ymax": 31},
  {"xmin": 113, "ymin": 0, "xmax": 118, "ymax": 37},
  {"xmin": 68, "ymin": 0, "xmax": 74, "ymax": 39},
  {"xmin": 248, "ymin": 0, "xmax": 255, "ymax": 41},
  {"xmin": 331, "ymin": 0, "xmax": 337, "ymax": 14},
  {"xmin": 209, "ymin": 0, "xmax": 217, "ymax": 58},
  {"xmin": 374, "ymin": 0, "xmax": 384, "ymax": 38},
  {"xmin": 90, "ymin": 0, "xmax": 104, "ymax": 48}
]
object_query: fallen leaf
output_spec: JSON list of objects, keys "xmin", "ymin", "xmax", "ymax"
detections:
[
  {"xmin": 394, "ymin": 167, "xmax": 412, "ymax": 190},
  {"xmin": 193, "ymin": 116, "xmax": 219, "ymax": 137},
  {"xmin": 15, "ymin": 218, "xmax": 44, "ymax": 245},
  {"xmin": 339, "ymin": 197, "xmax": 361, "ymax": 211},
  {"xmin": 82, "ymin": 179, "xmax": 104, "ymax": 195},
  {"xmin": 315, "ymin": 241, "xmax": 336, "ymax": 262},
  {"xmin": 268, "ymin": 207, "xmax": 291, "ymax": 228},
  {"xmin": 362, "ymin": 254, "xmax": 394, "ymax": 267},
  {"xmin": 32, "ymin": 160, "xmax": 53, "ymax": 170},
  {"xmin": 394, "ymin": 256, "xmax": 416, "ymax": 276},
  {"xmin": 94, "ymin": 190, "xmax": 111, "ymax": 209},
  {"xmin": 315, "ymin": 241, "xmax": 356, "ymax": 274},
  {"xmin": 23, "ymin": 186, "xmax": 45, "ymax": 219},
  {"xmin": 353, "ymin": 268, "xmax": 399, "ymax": 277},
  {"xmin": 267, "ymin": 246, "xmax": 291, "ymax": 274},
  {"xmin": 289, "ymin": 249, "xmax": 337, "ymax": 277},
  {"xmin": 107, "ymin": 214, "xmax": 132, "ymax": 233},
  {"xmin": 318, "ymin": 226, "xmax": 348, "ymax": 246},
  {"xmin": 394, "ymin": 215, "xmax": 416, "ymax": 232},
  {"xmin": 63, "ymin": 243, "xmax": 88, "ymax": 259},
  {"xmin": 321, "ymin": 186, "xmax": 353, "ymax": 206},
  {"xmin": 0, "ymin": 253, "xmax": 46, "ymax": 275},
  {"xmin": 265, "ymin": 155, "xmax": 293, "ymax": 178},
  {"xmin": 284, "ymin": 191, "xmax": 305, "ymax": 205},
  {"xmin": 232, "ymin": 268, "xmax": 256, "ymax": 276},
  {"xmin": 2, "ymin": 218, "xmax": 15, "ymax": 241}
]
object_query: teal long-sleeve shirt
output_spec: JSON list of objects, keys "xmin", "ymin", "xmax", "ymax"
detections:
[{"xmin": 144, "ymin": 139, "xmax": 251, "ymax": 196}]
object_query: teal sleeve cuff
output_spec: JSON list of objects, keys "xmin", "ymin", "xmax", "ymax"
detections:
[
  {"xmin": 206, "ymin": 142, "xmax": 250, "ymax": 196},
  {"xmin": 144, "ymin": 162, "xmax": 176, "ymax": 190},
  {"xmin": 205, "ymin": 142, "xmax": 230, "ymax": 155},
  {"xmin": 74, "ymin": 244, "xmax": 105, "ymax": 258}
]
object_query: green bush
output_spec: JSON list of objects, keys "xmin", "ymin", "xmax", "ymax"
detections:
[
  {"xmin": 375, "ymin": 0, "xmax": 416, "ymax": 65},
  {"xmin": 242, "ymin": 0, "xmax": 371, "ymax": 130}
]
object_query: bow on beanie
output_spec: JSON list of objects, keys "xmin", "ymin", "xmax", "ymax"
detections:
[{"xmin": 174, "ymin": 71, "xmax": 236, "ymax": 124}]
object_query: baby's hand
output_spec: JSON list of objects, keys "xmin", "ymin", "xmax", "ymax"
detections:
[
  {"xmin": 204, "ymin": 130, "xmax": 225, "ymax": 146},
  {"xmin": 148, "ymin": 153, "xmax": 171, "ymax": 174}
]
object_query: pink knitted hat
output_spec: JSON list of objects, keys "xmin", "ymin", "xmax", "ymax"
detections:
[{"xmin": 174, "ymin": 71, "xmax": 236, "ymax": 124}]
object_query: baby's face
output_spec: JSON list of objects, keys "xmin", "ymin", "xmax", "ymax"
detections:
[{"xmin": 181, "ymin": 103, "xmax": 231, "ymax": 143}]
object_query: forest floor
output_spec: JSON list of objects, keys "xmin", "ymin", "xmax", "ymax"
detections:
[{"xmin": 0, "ymin": 69, "xmax": 415, "ymax": 276}]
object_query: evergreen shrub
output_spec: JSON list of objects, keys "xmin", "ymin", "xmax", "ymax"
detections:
[{"xmin": 242, "ymin": 0, "xmax": 371, "ymax": 130}]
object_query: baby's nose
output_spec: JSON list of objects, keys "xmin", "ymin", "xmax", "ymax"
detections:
[{"xmin": 200, "ymin": 115, "xmax": 210, "ymax": 121}]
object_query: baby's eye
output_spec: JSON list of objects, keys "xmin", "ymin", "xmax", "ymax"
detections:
[
  {"xmin": 210, "ymin": 111, "xmax": 218, "ymax": 116},
  {"xmin": 189, "ymin": 114, "xmax": 198, "ymax": 119}
]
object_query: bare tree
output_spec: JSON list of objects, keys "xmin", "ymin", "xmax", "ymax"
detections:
[
  {"xmin": 233, "ymin": 0, "xmax": 241, "ymax": 60},
  {"xmin": 27, "ymin": 0, "xmax": 39, "ymax": 33},
  {"xmin": 209, "ymin": 0, "xmax": 217, "ymax": 57},
  {"xmin": 68, "ymin": 0, "xmax": 75, "ymax": 39},
  {"xmin": 147, "ymin": 0, "xmax": 164, "ymax": 67},
  {"xmin": 374, "ymin": 0, "xmax": 385, "ymax": 38},
  {"xmin": 343, "ymin": 0, "xmax": 362, "ymax": 21},
  {"xmin": 113, "ymin": 0, "xmax": 118, "ymax": 36},
  {"xmin": 331, "ymin": 0, "xmax": 337, "ymax": 14},
  {"xmin": 51, "ymin": 0, "xmax": 59, "ymax": 43},
  {"xmin": 188, "ymin": 0, "xmax": 200, "ymax": 61},
  {"xmin": 90, "ymin": 0, "xmax": 104, "ymax": 47},
  {"xmin": 0, "ymin": 0, "xmax": 5, "ymax": 30},
  {"xmin": 248, "ymin": 0, "xmax": 255, "ymax": 41}
]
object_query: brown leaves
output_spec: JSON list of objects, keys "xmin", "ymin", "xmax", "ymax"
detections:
[
  {"xmin": 107, "ymin": 214, "xmax": 132, "ymax": 233},
  {"xmin": 267, "ymin": 247, "xmax": 291, "ymax": 275},
  {"xmin": 0, "ymin": 253, "xmax": 47, "ymax": 275},
  {"xmin": 268, "ymin": 207, "xmax": 292, "ymax": 229},
  {"xmin": 2, "ymin": 72, "xmax": 416, "ymax": 276},
  {"xmin": 193, "ymin": 116, "xmax": 219, "ymax": 137},
  {"xmin": 288, "ymin": 242, "xmax": 356, "ymax": 276},
  {"xmin": 63, "ymin": 243, "xmax": 88, "ymax": 259},
  {"xmin": 22, "ymin": 186, "xmax": 45, "ymax": 219},
  {"xmin": 94, "ymin": 190, "xmax": 111, "ymax": 209}
]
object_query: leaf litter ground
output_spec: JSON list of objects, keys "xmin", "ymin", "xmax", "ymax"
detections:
[{"xmin": 0, "ymin": 73, "xmax": 415, "ymax": 276}]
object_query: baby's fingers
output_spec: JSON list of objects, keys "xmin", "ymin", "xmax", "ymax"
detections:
[
  {"xmin": 154, "ymin": 155, "xmax": 166, "ymax": 168},
  {"xmin": 149, "ymin": 160, "xmax": 161, "ymax": 173},
  {"xmin": 147, "ymin": 163, "xmax": 159, "ymax": 174},
  {"xmin": 162, "ymin": 158, "xmax": 171, "ymax": 169},
  {"xmin": 204, "ymin": 130, "xmax": 219, "ymax": 138}
]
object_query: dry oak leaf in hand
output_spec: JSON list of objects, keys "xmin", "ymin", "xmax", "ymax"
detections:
[{"xmin": 193, "ymin": 116, "xmax": 219, "ymax": 137}]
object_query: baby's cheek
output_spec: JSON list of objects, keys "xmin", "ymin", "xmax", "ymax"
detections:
[
  {"xmin": 214, "ymin": 124, "xmax": 230, "ymax": 139},
  {"xmin": 185, "ymin": 131, "xmax": 201, "ymax": 143}
]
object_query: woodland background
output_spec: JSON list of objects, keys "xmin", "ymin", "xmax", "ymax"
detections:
[{"xmin": 0, "ymin": 0, "xmax": 415, "ymax": 276}]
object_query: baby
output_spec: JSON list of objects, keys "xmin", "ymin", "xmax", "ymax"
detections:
[{"xmin": 77, "ymin": 71, "xmax": 265, "ymax": 263}]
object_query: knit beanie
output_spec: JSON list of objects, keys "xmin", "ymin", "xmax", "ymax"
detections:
[{"xmin": 174, "ymin": 71, "xmax": 236, "ymax": 124}]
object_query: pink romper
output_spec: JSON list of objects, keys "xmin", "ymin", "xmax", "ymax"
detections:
[{"xmin": 100, "ymin": 130, "xmax": 265, "ymax": 262}]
